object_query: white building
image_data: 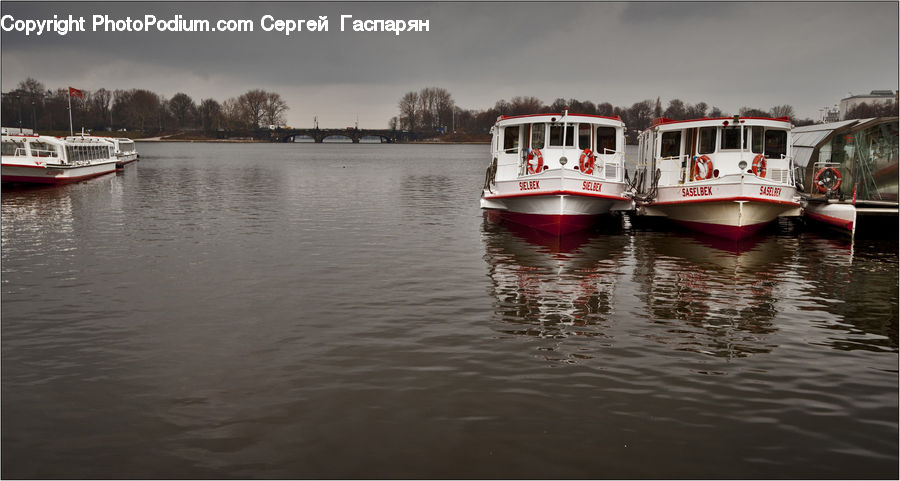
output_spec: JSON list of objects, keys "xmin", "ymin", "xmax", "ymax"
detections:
[{"xmin": 839, "ymin": 90, "xmax": 897, "ymax": 120}]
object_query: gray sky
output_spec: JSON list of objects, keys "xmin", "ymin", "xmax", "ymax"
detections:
[{"xmin": 2, "ymin": 1, "xmax": 897, "ymax": 128}]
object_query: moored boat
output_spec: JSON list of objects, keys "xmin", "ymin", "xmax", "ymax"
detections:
[
  {"xmin": 2, "ymin": 129, "xmax": 118, "ymax": 184},
  {"xmin": 791, "ymin": 117, "xmax": 898, "ymax": 238},
  {"xmin": 103, "ymin": 137, "xmax": 139, "ymax": 167},
  {"xmin": 635, "ymin": 116, "xmax": 801, "ymax": 240},
  {"xmin": 480, "ymin": 111, "xmax": 633, "ymax": 236}
]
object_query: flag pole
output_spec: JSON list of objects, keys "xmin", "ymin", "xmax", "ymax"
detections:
[{"xmin": 67, "ymin": 88, "xmax": 74, "ymax": 137}]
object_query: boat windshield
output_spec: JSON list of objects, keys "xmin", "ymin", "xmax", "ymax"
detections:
[
  {"xmin": 721, "ymin": 126, "xmax": 748, "ymax": 150},
  {"xmin": 2, "ymin": 139, "xmax": 25, "ymax": 156},
  {"xmin": 503, "ymin": 126, "xmax": 519, "ymax": 153},
  {"xmin": 548, "ymin": 125, "xmax": 575, "ymax": 147},
  {"xmin": 530, "ymin": 124, "xmax": 545, "ymax": 149},
  {"xmin": 597, "ymin": 127, "xmax": 616, "ymax": 154},
  {"xmin": 698, "ymin": 127, "xmax": 716, "ymax": 154},
  {"xmin": 764, "ymin": 130, "xmax": 788, "ymax": 158}
]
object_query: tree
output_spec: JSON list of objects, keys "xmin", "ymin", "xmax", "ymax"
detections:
[
  {"xmin": 653, "ymin": 97, "xmax": 662, "ymax": 118},
  {"xmin": 237, "ymin": 89, "xmax": 269, "ymax": 128},
  {"xmin": 168, "ymin": 92, "xmax": 197, "ymax": 129},
  {"xmin": 664, "ymin": 99, "xmax": 686, "ymax": 120},
  {"xmin": 398, "ymin": 91, "xmax": 418, "ymax": 131},
  {"xmin": 263, "ymin": 92, "xmax": 288, "ymax": 127},
  {"xmin": 597, "ymin": 102, "xmax": 614, "ymax": 116},
  {"xmin": 685, "ymin": 102, "xmax": 708, "ymax": 119},
  {"xmin": 770, "ymin": 104, "xmax": 795, "ymax": 120},
  {"xmin": 198, "ymin": 98, "xmax": 222, "ymax": 132},
  {"xmin": 739, "ymin": 107, "xmax": 769, "ymax": 117},
  {"xmin": 709, "ymin": 106, "xmax": 724, "ymax": 118}
]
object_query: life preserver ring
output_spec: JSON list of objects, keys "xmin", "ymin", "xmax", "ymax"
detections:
[
  {"xmin": 814, "ymin": 167, "xmax": 842, "ymax": 193},
  {"xmin": 526, "ymin": 148, "xmax": 544, "ymax": 174},
  {"xmin": 579, "ymin": 149, "xmax": 595, "ymax": 174},
  {"xmin": 751, "ymin": 154, "xmax": 767, "ymax": 177},
  {"xmin": 692, "ymin": 155, "xmax": 713, "ymax": 181}
]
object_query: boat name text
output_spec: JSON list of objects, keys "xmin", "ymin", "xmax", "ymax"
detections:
[
  {"xmin": 681, "ymin": 186, "xmax": 712, "ymax": 197},
  {"xmin": 583, "ymin": 181, "xmax": 603, "ymax": 192},
  {"xmin": 519, "ymin": 181, "xmax": 540, "ymax": 191},
  {"xmin": 759, "ymin": 186, "xmax": 782, "ymax": 197}
]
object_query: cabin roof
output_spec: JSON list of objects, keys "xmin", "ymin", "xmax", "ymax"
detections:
[{"xmin": 495, "ymin": 113, "xmax": 623, "ymax": 129}]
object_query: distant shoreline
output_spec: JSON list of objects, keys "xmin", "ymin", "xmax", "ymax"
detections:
[{"xmin": 134, "ymin": 138, "xmax": 490, "ymax": 145}]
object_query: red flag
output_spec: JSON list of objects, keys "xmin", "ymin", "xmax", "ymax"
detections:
[{"xmin": 68, "ymin": 87, "xmax": 83, "ymax": 98}]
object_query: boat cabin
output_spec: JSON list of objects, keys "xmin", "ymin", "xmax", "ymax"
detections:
[
  {"xmin": 491, "ymin": 113, "xmax": 626, "ymax": 182},
  {"xmin": 639, "ymin": 117, "xmax": 794, "ymax": 186}
]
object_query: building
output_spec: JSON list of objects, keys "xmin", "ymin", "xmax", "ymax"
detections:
[{"xmin": 839, "ymin": 90, "xmax": 897, "ymax": 120}]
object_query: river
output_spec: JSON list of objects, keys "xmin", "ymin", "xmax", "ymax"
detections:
[{"xmin": 2, "ymin": 142, "xmax": 897, "ymax": 478}]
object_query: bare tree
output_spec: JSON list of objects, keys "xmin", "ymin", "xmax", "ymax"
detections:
[
  {"xmin": 262, "ymin": 92, "xmax": 288, "ymax": 127},
  {"xmin": 398, "ymin": 91, "xmax": 418, "ymax": 131},
  {"xmin": 770, "ymin": 104, "xmax": 795, "ymax": 120},
  {"xmin": 237, "ymin": 89, "xmax": 269, "ymax": 128}
]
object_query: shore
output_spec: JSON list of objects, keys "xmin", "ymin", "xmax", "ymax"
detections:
[{"xmin": 135, "ymin": 138, "xmax": 489, "ymax": 144}]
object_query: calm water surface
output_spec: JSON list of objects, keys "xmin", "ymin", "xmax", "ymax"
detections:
[{"xmin": 2, "ymin": 143, "xmax": 897, "ymax": 478}]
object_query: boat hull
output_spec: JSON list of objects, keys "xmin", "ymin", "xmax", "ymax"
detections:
[
  {"xmin": 115, "ymin": 153, "xmax": 139, "ymax": 168},
  {"xmin": 481, "ymin": 170, "xmax": 631, "ymax": 236},
  {"xmin": 483, "ymin": 194, "xmax": 614, "ymax": 235},
  {"xmin": 640, "ymin": 176, "xmax": 800, "ymax": 240},
  {"xmin": 1, "ymin": 161, "xmax": 118, "ymax": 184}
]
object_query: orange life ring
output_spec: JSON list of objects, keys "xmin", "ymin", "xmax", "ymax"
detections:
[
  {"xmin": 526, "ymin": 148, "xmax": 544, "ymax": 174},
  {"xmin": 814, "ymin": 167, "xmax": 842, "ymax": 193},
  {"xmin": 579, "ymin": 148, "xmax": 595, "ymax": 174},
  {"xmin": 692, "ymin": 155, "xmax": 713, "ymax": 181},
  {"xmin": 752, "ymin": 154, "xmax": 767, "ymax": 177}
]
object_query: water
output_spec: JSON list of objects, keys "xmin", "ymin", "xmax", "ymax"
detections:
[{"xmin": 2, "ymin": 143, "xmax": 897, "ymax": 478}]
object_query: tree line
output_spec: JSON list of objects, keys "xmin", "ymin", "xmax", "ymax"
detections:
[
  {"xmin": 395, "ymin": 88, "xmax": 898, "ymax": 142},
  {"xmin": 1, "ymin": 77, "xmax": 289, "ymax": 134}
]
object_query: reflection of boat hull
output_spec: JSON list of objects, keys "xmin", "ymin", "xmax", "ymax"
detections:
[
  {"xmin": 1, "ymin": 161, "xmax": 117, "ymax": 184},
  {"xmin": 482, "ymin": 192, "xmax": 617, "ymax": 236}
]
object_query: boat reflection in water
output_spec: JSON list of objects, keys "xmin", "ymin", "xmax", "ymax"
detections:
[
  {"xmin": 633, "ymin": 231, "xmax": 798, "ymax": 359},
  {"xmin": 481, "ymin": 215, "xmax": 628, "ymax": 363}
]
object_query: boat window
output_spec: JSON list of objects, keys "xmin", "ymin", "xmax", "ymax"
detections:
[
  {"xmin": 750, "ymin": 126, "xmax": 764, "ymax": 153},
  {"xmin": 578, "ymin": 124, "xmax": 591, "ymax": 150},
  {"xmin": 597, "ymin": 127, "xmax": 616, "ymax": 154},
  {"xmin": 764, "ymin": 129, "xmax": 788, "ymax": 158},
  {"xmin": 503, "ymin": 126, "xmax": 519, "ymax": 152},
  {"xmin": 29, "ymin": 141, "xmax": 57, "ymax": 157},
  {"xmin": 720, "ymin": 126, "xmax": 747, "ymax": 150},
  {"xmin": 698, "ymin": 127, "xmax": 716, "ymax": 154},
  {"xmin": 549, "ymin": 125, "xmax": 575, "ymax": 147},
  {"xmin": 530, "ymin": 124, "xmax": 545, "ymax": 149},
  {"xmin": 2, "ymin": 140, "xmax": 24, "ymax": 156},
  {"xmin": 660, "ymin": 131, "xmax": 681, "ymax": 158}
]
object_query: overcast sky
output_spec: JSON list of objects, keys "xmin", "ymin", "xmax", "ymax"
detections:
[{"xmin": 2, "ymin": 1, "xmax": 897, "ymax": 128}]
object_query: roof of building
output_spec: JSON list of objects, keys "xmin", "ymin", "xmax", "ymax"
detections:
[{"xmin": 842, "ymin": 90, "xmax": 897, "ymax": 100}]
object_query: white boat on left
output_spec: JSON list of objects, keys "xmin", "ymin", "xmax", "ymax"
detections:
[{"xmin": 1, "ymin": 128, "xmax": 118, "ymax": 184}]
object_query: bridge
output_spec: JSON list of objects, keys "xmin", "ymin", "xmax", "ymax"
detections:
[{"xmin": 260, "ymin": 128, "xmax": 431, "ymax": 143}]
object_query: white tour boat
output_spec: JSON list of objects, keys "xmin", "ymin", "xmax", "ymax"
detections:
[
  {"xmin": 635, "ymin": 116, "xmax": 801, "ymax": 240},
  {"xmin": 67, "ymin": 135, "xmax": 139, "ymax": 168},
  {"xmin": 480, "ymin": 111, "xmax": 633, "ymax": 236},
  {"xmin": 2, "ymin": 129, "xmax": 119, "ymax": 184},
  {"xmin": 106, "ymin": 137, "xmax": 139, "ymax": 167}
]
